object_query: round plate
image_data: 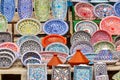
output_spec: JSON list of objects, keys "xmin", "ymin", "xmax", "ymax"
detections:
[
  {"xmin": 114, "ymin": 35, "xmax": 120, "ymax": 43},
  {"xmin": 0, "ymin": 42, "xmax": 19, "ymax": 53},
  {"xmin": 23, "ymin": 57, "xmax": 41, "ymax": 66},
  {"xmin": 21, "ymin": 51, "xmax": 41, "ymax": 63},
  {"xmin": 100, "ymin": 16, "xmax": 120, "ymax": 35},
  {"xmin": 94, "ymin": 3, "xmax": 114, "ymax": 19},
  {"xmin": 94, "ymin": 41, "xmax": 116, "ymax": 53},
  {"xmin": 45, "ymin": 42, "xmax": 69, "ymax": 54},
  {"xmin": 70, "ymin": 31, "xmax": 91, "ymax": 45},
  {"xmin": 20, "ymin": 39, "xmax": 43, "ymax": 55},
  {"xmin": 42, "ymin": 34, "xmax": 67, "ymax": 48},
  {"xmin": 16, "ymin": 18, "xmax": 41, "ymax": 35},
  {"xmin": 43, "ymin": 19, "xmax": 69, "ymax": 35},
  {"xmin": 0, "ymin": 32, "xmax": 12, "ymax": 43},
  {"xmin": 70, "ymin": 41, "xmax": 94, "ymax": 55},
  {"xmin": 40, "ymin": 51, "xmax": 68, "ymax": 63},
  {"xmin": 16, "ymin": 35, "xmax": 40, "ymax": 46},
  {"xmin": 90, "ymin": 30, "xmax": 112, "ymax": 45},
  {"xmin": 74, "ymin": 2, "xmax": 96, "ymax": 20},
  {"xmin": 0, "ymin": 14, "xmax": 7, "ymax": 32},
  {"xmin": 0, "ymin": 48, "xmax": 16, "ymax": 59},
  {"xmin": 114, "ymin": 1, "xmax": 120, "ymax": 17},
  {"xmin": 74, "ymin": 20, "xmax": 99, "ymax": 35},
  {"xmin": 0, "ymin": 56, "xmax": 13, "ymax": 68}
]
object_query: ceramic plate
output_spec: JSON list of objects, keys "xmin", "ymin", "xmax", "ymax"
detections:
[
  {"xmin": 70, "ymin": 31, "xmax": 91, "ymax": 45},
  {"xmin": 85, "ymin": 53, "xmax": 97, "ymax": 64},
  {"xmin": 51, "ymin": 0, "xmax": 67, "ymax": 20},
  {"xmin": 74, "ymin": 2, "xmax": 96, "ymax": 20},
  {"xmin": 0, "ymin": 42, "xmax": 19, "ymax": 53},
  {"xmin": 114, "ymin": 1, "xmax": 120, "ymax": 17},
  {"xmin": 74, "ymin": 20, "xmax": 99, "ymax": 35},
  {"xmin": 1, "ymin": 0, "xmax": 15, "ymax": 22},
  {"xmin": 94, "ymin": 3, "xmax": 114, "ymax": 19},
  {"xmin": 0, "ymin": 56, "xmax": 13, "ymax": 68},
  {"xmin": 43, "ymin": 19, "xmax": 69, "ymax": 35},
  {"xmin": 0, "ymin": 14, "xmax": 7, "ymax": 32},
  {"xmin": 45, "ymin": 42, "xmax": 69, "ymax": 54},
  {"xmin": 34, "ymin": 0, "xmax": 50, "ymax": 21},
  {"xmin": 42, "ymin": 34, "xmax": 66, "ymax": 48},
  {"xmin": 70, "ymin": 41, "xmax": 94, "ymax": 55},
  {"xmin": 16, "ymin": 35, "xmax": 40, "ymax": 46},
  {"xmin": 114, "ymin": 35, "xmax": 120, "ymax": 43},
  {"xmin": 74, "ymin": 65, "xmax": 93, "ymax": 80},
  {"xmin": 100, "ymin": 16, "xmax": 120, "ymax": 35},
  {"xmin": 0, "ymin": 32, "xmax": 12, "ymax": 43},
  {"xmin": 20, "ymin": 39, "xmax": 43, "ymax": 55},
  {"xmin": 40, "ymin": 51, "xmax": 68, "ymax": 63},
  {"xmin": 90, "ymin": 30, "xmax": 112, "ymax": 45},
  {"xmin": 94, "ymin": 41, "xmax": 116, "ymax": 53},
  {"xmin": 18, "ymin": 0, "xmax": 33, "ymax": 19},
  {"xmin": 21, "ymin": 51, "xmax": 41, "ymax": 64},
  {"xmin": 16, "ymin": 18, "xmax": 41, "ymax": 35},
  {"xmin": 112, "ymin": 71, "xmax": 120, "ymax": 80},
  {"xmin": 23, "ymin": 57, "xmax": 41, "ymax": 66},
  {"xmin": 0, "ymin": 48, "xmax": 16, "ymax": 59}
]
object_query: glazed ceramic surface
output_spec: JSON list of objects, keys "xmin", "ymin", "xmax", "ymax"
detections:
[
  {"xmin": 0, "ymin": 32, "xmax": 12, "ymax": 43},
  {"xmin": 114, "ymin": 1, "xmax": 120, "ymax": 17},
  {"xmin": 112, "ymin": 71, "xmax": 120, "ymax": 80},
  {"xmin": 51, "ymin": 0, "xmax": 67, "ymax": 20},
  {"xmin": 74, "ymin": 20, "xmax": 99, "ymax": 35},
  {"xmin": 90, "ymin": 0, "xmax": 108, "ymax": 3},
  {"xmin": 0, "ymin": 14, "xmax": 7, "ymax": 32},
  {"xmin": 71, "ymin": 31, "xmax": 91, "ymax": 45},
  {"xmin": 96, "ymin": 75, "xmax": 109, "ymax": 80},
  {"xmin": 45, "ymin": 42, "xmax": 69, "ymax": 54},
  {"xmin": 75, "ymin": 2, "xmax": 96, "ymax": 20},
  {"xmin": 18, "ymin": 0, "xmax": 33, "ymax": 19},
  {"xmin": 52, "ymin": 65, "xmax": 71, "ymax": 80},
  {"xmin": 20, "ymin": 39, "xmax": 43, "ymax": 55},
  {"xmin": 74, "ymin": 65, "xmax": 93, "ymax": 80},
  {"xmin": 1, "ymin": 0, "xmax": 15, "ymax": 22},
  {"xmin": 100, "ymin": 16, "xmax": 120, "ymax": 35},
  {"xmin": 70, "ymin": 41, "xmax": 94, "ymax": 55},
  {"xmin": 27, "ymin": 64, "xmax": 47, "ymax": 80},
  {"xmin": 90, "ymin": 30, "xmax": 112, "ymax": 45},
  {"xmin": 16, "ymin": 18, "xmax": 41, "ymax": 35},
  {"xmin": 94, "ymin": 3, "xmax": 114, "ymax": 19},
  {"xmin": 94, "ymin": 62, "xmax": 108, "ymax": 78},
  {"xmin": 34, "ymin": 0, "xmax": 50, "ymax": 21},
  {"xmin": 43, "ymin": 19, "xmax": 69, "ymax": 35},
  {"xmin": 40, "ymin": 51, "xmax": 68, "ymax": 64},
  {"xmin": 94, "ymin": 41, "xmax": 115, "ymax": 53},
  {"xmin": 0, "ymin": 56, "xmax": 13, "ymax": 68},
  {"xmin": 0, "ymin": 42, "xmax": 19, "ymax": 53},
  {"xmin": 85, "ymin": 53, "xmax": 97, "ymax": 64},
  {"xmin": 16, "ymin": 35, "xmax": 40, "ymax": 46}
]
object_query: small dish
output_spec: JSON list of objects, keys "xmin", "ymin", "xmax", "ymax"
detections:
[
  {"xmin": 43, "ymin": 19, "xmax": 69, "ymax": 35},
  {"xmin": 42, "ymin": 34, "xmax": 67, "ymax": 48},
  {"xmin": 94, "ymin": 41, "xmax": 116, "ymax": 53},
  {"xmin": 100, "ymin": 16, "xmax": 120, "ymax": 35},
  {"xmin": 114, "ymin": 1, "xmax": 120, "ymax": 17},
  {"xmin": 0, "ymin": 42, "xmax": 19, "ymax": 53},
  {"xmin": 74, "ymin": 20, "xmax": 99, "ymax": 35},
  {"xmin": 16, "ymin": 35, "xmax": 40, "ymax": 46},
  {"xmin": 70, "ymin": 41, "xmax": 94, "ymax": 55},
  {"xmin": 94, "ymin": 3, "xmax": 114, "ymax": 19},
  {"xmin": 40, "ymin": 51, "xmax": 68, "ymax": 63},
  {"xmin": 74, "ymin": 2, "xmax": 96, "ymax": 20},
  {"xmin": 71, "ymin": 31, "xmax": 91, "ymax": 45},
  {"xmin": 90, "ymin": 30, "xmax": 112, "ymax": 45},
  {"xmin": 19, "ymin": 39, "xmax": 43, "ymax": 55},
  {"xmin": 45, "ymin": 42, "xmax": 69, "ymax": 54},
  {"xmin": 16, "ymin": 18, "xmax": 41, "ymax": 35}
]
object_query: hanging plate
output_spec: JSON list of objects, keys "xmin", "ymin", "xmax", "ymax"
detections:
[{"xmin": 0, "ymin": 14, "xmax": 7, "ymax": 32}]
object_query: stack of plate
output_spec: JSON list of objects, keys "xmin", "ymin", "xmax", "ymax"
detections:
[
  {"xmin": 21, "ymin": 51, "xmax": 42, "ymax": 66},
  {"xmin": 0, "ymin": 48, "xmax": 17, "ymax": 68}
]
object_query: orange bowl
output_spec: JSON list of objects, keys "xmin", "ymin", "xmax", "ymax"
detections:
[{"xmin": 42, "ymin": 34, "xmax": 67, "ymax": 47}]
